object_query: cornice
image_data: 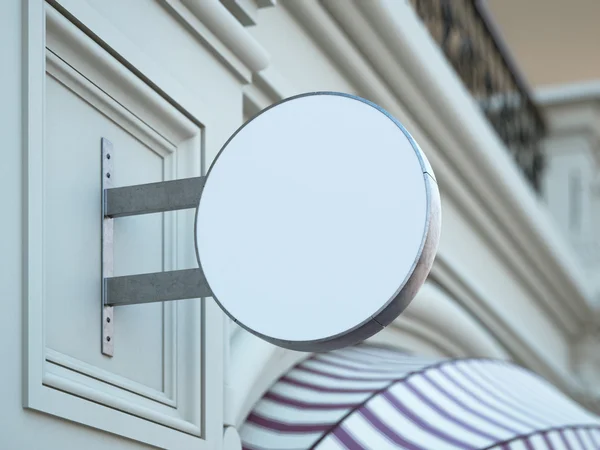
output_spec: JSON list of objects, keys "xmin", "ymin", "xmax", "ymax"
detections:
[{"xmin": 161, "ymin": 0, "xmax": 270, "ymax": 82}]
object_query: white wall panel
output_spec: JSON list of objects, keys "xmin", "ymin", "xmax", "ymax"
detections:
[{"xmin": 18, "ymin": 3, "xmax": 231, "ymax": 448}]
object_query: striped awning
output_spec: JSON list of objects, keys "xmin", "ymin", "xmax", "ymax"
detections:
[{"xmin": 241, "ymin": 345, "xmax": 600, "ymax": 449}]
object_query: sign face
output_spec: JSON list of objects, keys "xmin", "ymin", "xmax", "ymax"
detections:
[{"xmin": 195, "ymin": 92, "xmax": 440, "ymax": 351}]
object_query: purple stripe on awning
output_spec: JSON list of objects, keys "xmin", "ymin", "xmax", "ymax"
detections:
[
  {"xmin": 326, "ymin": 348, "xmax": 434, "ymax": 368},
  {"xmin": 435, "ymin": 366, "xmax": 540, "ymax": 430},
  {"xmin": 313, "ymin": 354, "xmax": 409, "ymax": 373},
  {"xmin": 314, "ymin": 353, "xmax": 428, "ymax": 375},
  {"xmin": 295, "ymin": 363, "xmax": 397, "ymax": 382},
  {"xmin": 573, "ymin": 429, "xmax": 587, "ymax": 450},
  {"xmin": 463, "ymin": 363, "xmax": 559, "ymax": 427},
  {"xmin": 381, "ymin": 389, "xmax": 477, "ymax": 449},
  {"xmin": 278, "ymin": 375, "xmax": 376, "ymax": 393},
  {"xmin": 331, "ymin": 424, "xmax": 363, "ymax": 449},
  {"xmin": 263, "ymin": 391, "xmax": 357, "ymax": 411},
  {"xmin": 404, "ymin": 377, "xmax": 501, "ymax": 441},
  {"xmin": 524, "ymin": 436, "xmax": 536, "ymax": 450},
  {"xmin": 484, "ymin": 426, "xmax": 600, "ymax": 450},
  {"xmin": 358, "ymin": 406, "xmax": 425, "ymax": 450},
  {"xmin": 586, "ymin": 429, "xmax": 599, "ymax": 449},
  {"xmin": 482, "ymin": 365, "xmax": 574, "ymax": 426},
  {"xmin": 247, "ymin": 412, "xmax": 331, "ymax": 433},
  {"xmin": 241, "ymin": 346, "xmax": 600, "ymax": 450},
  {"xmin": 558, "ymin": 430, "xmax": 574, "ymax": 450},
  {"xmin": 541, "ymin": 431, "xmax": 556, "ymax": 450},
  {"xmin": 421, "ymin": 370, "xmax": 521, "ymax": 434},
  {"xmin": 338, "ymin": 348, "xmax": 429, "ymax": 367}
]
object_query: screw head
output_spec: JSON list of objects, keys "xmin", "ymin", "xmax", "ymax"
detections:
[
  {"xmin": 106, "ymin": 317, "xmax": 111, "ymax": 323},
  {"xmin": 106, "ymin": 336, "xmax": 111, "ymax": 342},
  {"xmin": 107, "ymin": 154, "xmax": 111, "ymax": 159},
  {"xmin": 106, "ymin": 173, "xmax": 111, "ymax": 178}
]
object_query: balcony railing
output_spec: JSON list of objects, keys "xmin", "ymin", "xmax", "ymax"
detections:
[{"xmin": 409, "ymin": 0, "xmax": 546, "ymax": 192}]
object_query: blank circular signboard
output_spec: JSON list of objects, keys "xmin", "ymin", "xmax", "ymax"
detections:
[{"xmin": 195, "ymin": 92, "xmax": 440, "ymax": 352}]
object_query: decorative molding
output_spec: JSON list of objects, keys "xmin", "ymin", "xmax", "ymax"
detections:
[
  {"xmin": 178, "ymin": 0, "xmax": 269, "ymax": 73},
  {"xmin": 160, "ymin": 0, "xmax": 252, "ymax": 82},
  {"xmin": 220, "ymin": 0, "xmax": 276, "ymax": 27},
  {"xmin": 46, "ymin": 7, "xmax": 198, "ymax": 143},
  {"xmin": 45, "ymin": 348, "xmax": 176, "ymax": 408},
  {"xmin": 50, "ymin": 0, "xmax": 225, "ymax": 118},
  {"xmin": 22, "ymin": 0, "xmax": 46, "ymax": 413},
  {"xmin": 430, "ymin": 254, "xmax": 575, "ymax": 393},
  {"xmin": 366, "ymin": 324, "xmax": 462, "ymax": 358},
  {"xmin": 23, "ymin": 4, "xmax": 224, "ymax": 448},
  {"xmin": 42, "ymin": 5, "xmax": 200, "ymax": 435},
  {"xmin": 45, "ymin": 50, "xmax": 178, "ymax": 156},
  {"xmin": 54, "ymin": 0, "xmax": 270, "ymax": 82},
  {"xmin": 221, "ymin": 0, "xmax": 258, "ymax": 26},
  {"xmin": 398, "ymin": 282, "xmax": 510, "ymax": 359},
  {"xmin": 256, "ymin": 0, "xmax": 276, "ymax": 7},
  {"xmin": 252, "ymin": 66, "xmax": 296, "ymax": 102}
]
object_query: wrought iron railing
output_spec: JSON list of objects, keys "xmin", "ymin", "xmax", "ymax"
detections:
[{"xmin": 409, "ymin": 0, "xmax": 545, "ymax": 191}]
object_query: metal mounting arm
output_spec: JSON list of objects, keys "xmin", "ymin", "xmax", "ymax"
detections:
[
  {"xmin": 100, "ymin": 138, "xmax": 209, "ymax": 356},
  {"xmin": 104, "ymin": 176, "xmax": 205, "ymax": 218},
  {"xmin": 104, "ymin": 268, "xmax": 212, "ymax": 307}
]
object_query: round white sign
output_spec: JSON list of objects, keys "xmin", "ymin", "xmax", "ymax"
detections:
[{"xmin": 195, "ymin": 92, "xmax": 440, "ymax": 351}]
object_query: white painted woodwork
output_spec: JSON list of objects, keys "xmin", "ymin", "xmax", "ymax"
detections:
[
  {"xmin": 44, "ymin": 42, "xmax": 201, "ymax": 421},
  {"xmin": 18, "ymin": 1, "xmax": 231, "ymax": 448},
  {"xmin": 220, "ymin": 0, "xmax": 276, "ymax": 27}
]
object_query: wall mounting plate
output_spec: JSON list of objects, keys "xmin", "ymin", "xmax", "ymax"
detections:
[{"xmin": 101, "ymin": 138, "xmax": 114, "ymax": 356}]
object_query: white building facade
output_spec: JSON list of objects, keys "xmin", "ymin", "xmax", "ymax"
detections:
[{"xmin": 1, "ymin": 0, "xmax": 598, "ymax": 448}]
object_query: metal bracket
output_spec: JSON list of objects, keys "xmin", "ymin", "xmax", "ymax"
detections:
[
  {"xmin": 104, "ymin": 176, "xmax": 205, "ymax": 218},
  {"xmin": 101, "ymin": 138, "xmax": 114, "ymax": 356},
  {"xmin": 104, "ymin": 268, "xmax": 212, "ymax": 306},
  {"xmin": 100, "ymin": 138, "xmax": 210, "ymax": 356}
]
